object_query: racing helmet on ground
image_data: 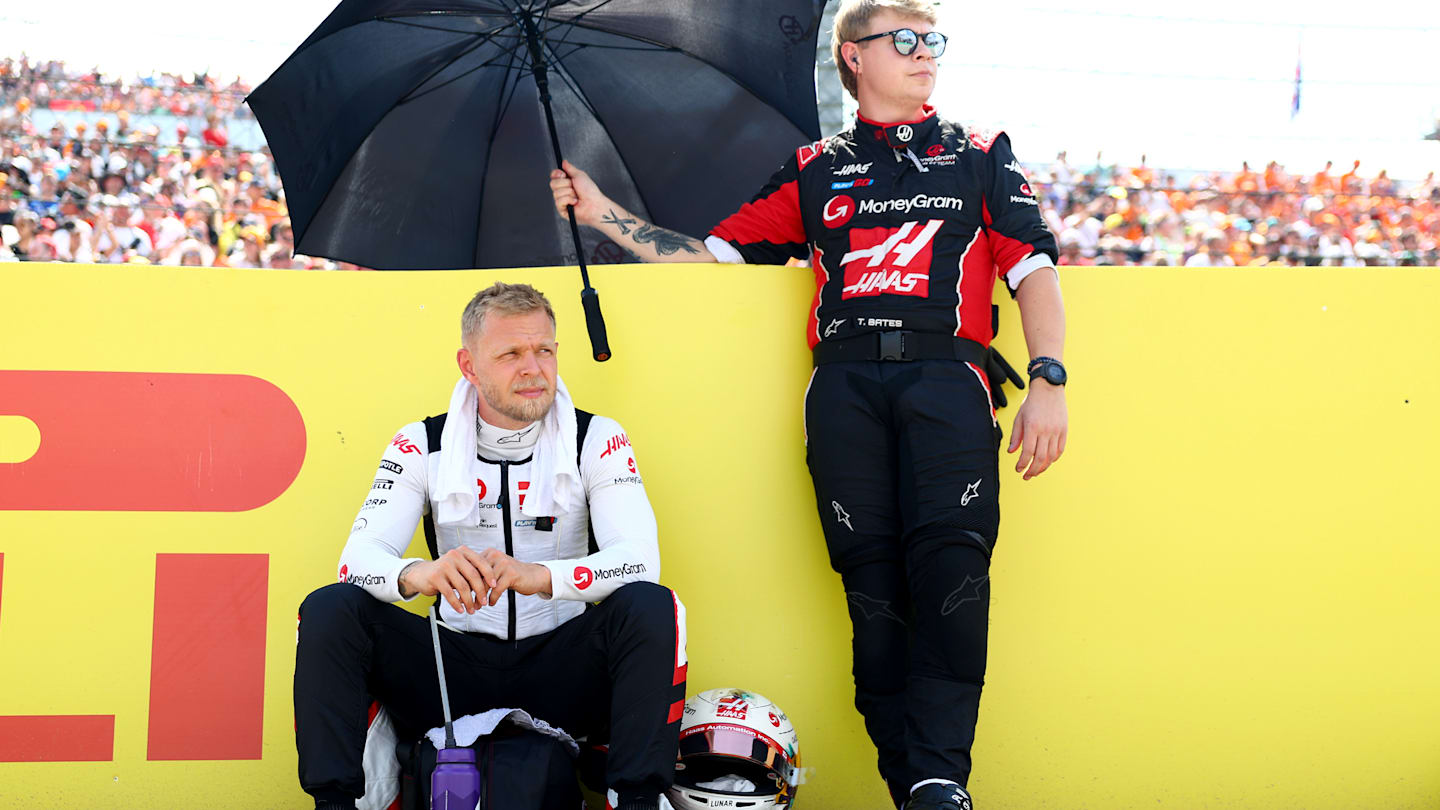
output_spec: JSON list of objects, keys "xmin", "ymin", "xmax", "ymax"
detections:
[{"xmin": 666, "ymin": 688, "xmax": 801, "ymax": 809}]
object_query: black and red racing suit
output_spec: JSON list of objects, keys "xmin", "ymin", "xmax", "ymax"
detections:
[
  {"xmin": 705, "ymin": 106, "xmax": 1059, "ymax": 804},
  {"xmin": 705, "ymin": 104, "xmax": 1057, "ymax": 350}
]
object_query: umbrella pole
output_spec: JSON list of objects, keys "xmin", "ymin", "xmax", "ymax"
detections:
[{"xmin": 523, "ymin": 13, "xmax": 612, "ymax": 362}]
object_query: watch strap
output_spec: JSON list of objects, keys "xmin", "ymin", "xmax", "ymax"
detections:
[{"xmin": 1026, "ymin": 356, "xmax": 1063, "ymax": 377}]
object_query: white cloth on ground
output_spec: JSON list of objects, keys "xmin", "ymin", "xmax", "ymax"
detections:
[
  {"xmin": 697, "ymin": 776, "xmax": 758, "ymax": 792},
  {"xmin": 424, "ymin": 707, "xmax": 578, "ymax": 757}
]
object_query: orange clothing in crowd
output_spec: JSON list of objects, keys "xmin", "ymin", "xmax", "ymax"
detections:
[
  {"xmin": 1264, "ymin": 163, "xmax": 1285, "ymax": 192},
  {"xmin": 250, "ymin": 197, "xmax": 287, "ymax": 229},
  {"xmin": 1340, "ymin": 161, "xmax": 1363, "ymax": 193}
]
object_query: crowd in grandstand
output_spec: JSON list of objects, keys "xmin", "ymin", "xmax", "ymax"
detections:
[
  {"xmin": 2, "ymin": 55, "xmax": 1437, "ymax": 268},
  {"xmin": 1038, "ymin": 154, "xmax": 1440, "ymax": 267}
]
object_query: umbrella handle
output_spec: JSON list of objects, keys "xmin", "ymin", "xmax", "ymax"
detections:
[
  {"xmin": 580, "ymin": 284, "xmax": 611, "ymax": 362},
  {"xmin": 524, "ymin": 11, "xmax": 613, "ymax": 363},
  {"xmin": 563, "ymin": 201, "xmax": 609, "ymax": 362}
]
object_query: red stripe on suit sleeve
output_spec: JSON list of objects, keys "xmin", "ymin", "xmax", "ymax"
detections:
[
  {"xmin": 709, "ymin": 180, "xmax": 804, "ymax": 248},
  {"xmin": 992, "ymin": 231, "xmax": 1037, "ymax": 279},
  {"xmin": 980, "ymin": 198, "xmax": 1036, "ymax": 280}
]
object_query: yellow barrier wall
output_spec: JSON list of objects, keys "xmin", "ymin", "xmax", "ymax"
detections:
[{"xmin": 0, "ymin": 263, "xmax": 1436, "ymax": 809}]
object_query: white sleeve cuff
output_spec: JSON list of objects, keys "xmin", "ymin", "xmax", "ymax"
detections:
[
  {"xmin": 1005, "ymin": 253, "xmax": 1057, "ymax": 291},
  {"xmin": 704, "ymin": 235, "xmax": 745, "ymax": 264},
  {"xmin": 538, "ymin": 560, "xmax": 576, "ymax": 602}
]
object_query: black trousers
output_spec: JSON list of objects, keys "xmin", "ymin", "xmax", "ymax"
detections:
[
  {"xmin": 805, "ymin": 359, "xmax": 1001, "ymax": 804},
  {"xmin": 294, "ymin": 581, "xmax": 686, "ymax": 806}
]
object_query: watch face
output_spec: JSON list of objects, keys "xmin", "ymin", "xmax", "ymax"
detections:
[{"xmin": 1043, "ymin": 363, "xmax": 1067, "ymax": 385}]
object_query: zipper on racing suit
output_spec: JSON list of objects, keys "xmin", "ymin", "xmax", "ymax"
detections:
[{"xmin": 498, "ymin": 460, "xmax": 517, "ymax": 641}]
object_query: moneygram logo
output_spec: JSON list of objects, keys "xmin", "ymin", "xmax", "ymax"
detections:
[
  {"xmin": 823, "ymin": 194, "xmax": 856, "ymax": 228},
  {"xmin": 338, "ymin": 565, "xmax": 386, "ymax": 586},
  {"xmin": 575, "ymin": 562, "xmax": 648, "ymax": 590},
  {"xmin": 857, "ymin": 194, "xmax": 963, "ymax": 217}
]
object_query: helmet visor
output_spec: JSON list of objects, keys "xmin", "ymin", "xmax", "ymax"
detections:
[{"xmin": 678, "ymin": 723, "xmax": 794, "ymax": 791}]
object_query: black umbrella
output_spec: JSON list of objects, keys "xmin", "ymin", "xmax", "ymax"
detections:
[{"xmin": 248, "ymin": 0, "xmax": 827, "ymax": 360}]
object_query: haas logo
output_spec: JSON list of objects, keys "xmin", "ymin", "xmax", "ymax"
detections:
[
  {"xmin": 390, "ymin": 434, "xmax": 420, "ymax": 455},
  {"xmin": 716, "ymin": 696, "xmax": 749, "ymax": 719},
  {"xmin": 574, "ymin": 567, "xmax": 594, "ymax": 590},
  {"xmin": 823, "ymin": 195, "xmax": 855, "ymax": 229},
  {"xmin": 840, "ymin": 220, "xmax": 942, "ymax": 299}
]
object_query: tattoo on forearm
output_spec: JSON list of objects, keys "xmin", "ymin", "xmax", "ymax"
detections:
[
  {"xmin": 632, "ymin": 224, "xmax": 701, "ymax": 255},
  {"xmin": 602, "ymin": 209, "xmax": 637, "ymax": 235}
]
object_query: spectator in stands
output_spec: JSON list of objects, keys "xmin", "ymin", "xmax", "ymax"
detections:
[
  {"xmin": 1185, "ymin": 230, "xmax": 1236, "ymax": 267},
  {"xmin": 90, "ymin": 194, "xmax": 152, "ymax": 263}
]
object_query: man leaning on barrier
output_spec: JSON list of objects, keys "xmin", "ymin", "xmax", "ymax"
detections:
[{"xmin": 293, "ymin": 282, "xmax": 687, "ymax": 810}]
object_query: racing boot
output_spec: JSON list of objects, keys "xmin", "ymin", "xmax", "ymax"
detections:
[{"xmin": 903, "ymin": 780, "xmax": 973, "ymax": 810}]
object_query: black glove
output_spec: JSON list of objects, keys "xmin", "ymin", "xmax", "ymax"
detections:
[{"xmin": 985, "ymin": 304, "xmax": 1025, "ymax": 408}]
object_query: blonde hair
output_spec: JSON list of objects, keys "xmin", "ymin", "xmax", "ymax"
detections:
[
  {"xmin": 460, "ymin": 282, "xmax": 555, "ymax": 345},
  {"xmin": 832, "ymin": 0, "xmax": 939, "ymax": 100}
]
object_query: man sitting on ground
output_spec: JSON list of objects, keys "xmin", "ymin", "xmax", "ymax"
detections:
[{"xmin": 294, "ymin": 282, "xmax": 686, "ymax": 810}]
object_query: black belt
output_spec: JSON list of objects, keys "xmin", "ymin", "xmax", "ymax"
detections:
[{"xmin": 812, "ymin": 331, "xmax": 989, "ymax": 366}]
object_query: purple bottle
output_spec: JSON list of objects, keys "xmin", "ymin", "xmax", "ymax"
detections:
[
  {"xmin": 429, "ymin": 607, "xmax": 481, "ymax": 810},
  {"xmin": 432, "ymin": 747, "xmax": 481, "ymax": 810}
]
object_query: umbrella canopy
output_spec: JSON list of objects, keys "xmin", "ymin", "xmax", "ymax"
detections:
[{"xmin": 248, "ymin": 0, "xmax": 827, "ymax": 271}]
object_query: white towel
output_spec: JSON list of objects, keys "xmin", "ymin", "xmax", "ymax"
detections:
[
  {"xmin": 520, "ymin": 375, "xmax": 582, "ymax": 518},
  {"xmin": 424, "ymin": 708, "xmax": 578, "ymax": 757},
  {"xmin": 434, "ymin": 378, "xmax": 482, "ymax": 527},
  {"xmin": 433, "ymin": 376, "xmax": 583, "ymax": 527},
  {"xmin": 697, "ymin": 776, "xmax": 758, "ymax": 792}
]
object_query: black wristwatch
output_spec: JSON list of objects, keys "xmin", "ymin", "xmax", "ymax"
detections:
[{"xmin": 1026, "ymin": 356, "xmax": 1067, "ymax": 386}]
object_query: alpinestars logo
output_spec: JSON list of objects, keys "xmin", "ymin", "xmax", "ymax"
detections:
[
  {"xmin": 498, "ymin": 425, "xmax": 535, "ymax": 444},
  {"xmin": 823, "ymin": 318, "xmax": 845, "ymax": 338},
  {"xmin": 840, "ymin": 220, "xmax": 943, "ymax": 299},
  {"xmin": 832, "ymin": 500, "xmax": 853, "ymax": 530},
  {"xmin": 961, "ymin": 478, "xmax": 982, "ymax": 506}
]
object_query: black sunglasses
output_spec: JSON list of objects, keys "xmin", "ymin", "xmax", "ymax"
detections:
[{"xmin": 852, "ymin": 28, "xmax": 947, "ymax": 58}]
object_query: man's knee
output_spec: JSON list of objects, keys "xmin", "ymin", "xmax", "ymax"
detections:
[
  {"xmin": 605, "ymin": 581, "xmax": 673, "ymax": 616},
  {"xmin": 298, "ymin": 582, "xmax": 370, "ymax": 628},
  {"xmin": 907, "ymin": 518, "xmax": 994, "ymax": 563},
  {"xmin": 604, "ymin": 582, "xmax": 681, "ymax": 641}
]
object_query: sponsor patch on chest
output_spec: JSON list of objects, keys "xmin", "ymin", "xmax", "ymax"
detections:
[{"xmin": 839, "ymin": 220, "xmax": 942, "ymax": 299}]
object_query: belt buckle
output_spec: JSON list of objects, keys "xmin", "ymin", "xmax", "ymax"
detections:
[{"xmin": 878, "ymin": 330, "xmax": 908, "ymax": 361}]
